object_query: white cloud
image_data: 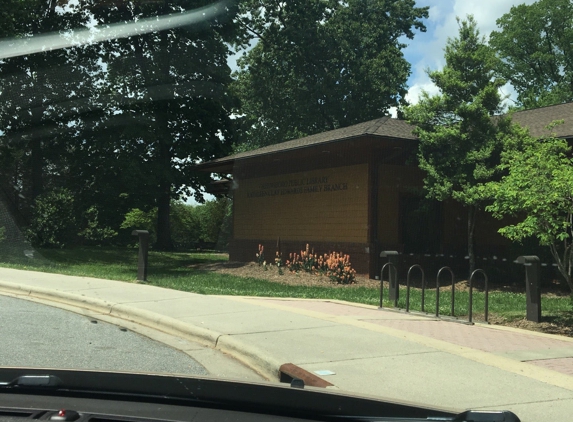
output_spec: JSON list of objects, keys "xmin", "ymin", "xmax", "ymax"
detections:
[{"xmin": 406, "ymin": 78, "xmax": 440, "ymax": 105}]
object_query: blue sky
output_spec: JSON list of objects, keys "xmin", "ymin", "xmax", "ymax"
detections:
[{"xmin": 401, "ymin": 0, "xmax": 537, "ymax": 108}]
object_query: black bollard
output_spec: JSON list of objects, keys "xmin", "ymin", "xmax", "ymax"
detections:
[{"xmin": 515, "ymin": 256, "xmax": 541, "ymax": 322}]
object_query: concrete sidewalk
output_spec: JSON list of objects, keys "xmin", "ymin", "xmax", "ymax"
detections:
[{"xmin": 0, "ymin": 267, "xmax": 571, "ymax": 421}]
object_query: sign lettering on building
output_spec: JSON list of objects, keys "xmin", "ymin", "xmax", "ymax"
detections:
[{"xmin": 247, "ymin": 176, "xmax": 348, "ymax": 199}]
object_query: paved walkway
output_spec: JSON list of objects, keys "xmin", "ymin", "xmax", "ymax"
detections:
[{"xmin": 0, "ymin": 267, "xmax": 572, "ymax": 421}]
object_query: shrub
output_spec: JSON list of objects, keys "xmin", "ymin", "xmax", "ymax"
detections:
[
  {"xmin": 196, "ymin": 198, "xmax": 231, "ymax": 250},
  {"xmin": 27, "ymin": 188, "xmax": 77, "ymax": 248},
  {"xmin": 171, "ymin": 202, "xmax": 201, "ymax": 249},
  {"xmin": 120, "ymin": 207, "xmax": 157, "ymax": 244},
  {"xmin": 78, "ymin": 206, "xmax": 117, "ymax": 244},
  {"xmin": 0, "ymin": 226, "xmax": 5, "ymax": 243}
]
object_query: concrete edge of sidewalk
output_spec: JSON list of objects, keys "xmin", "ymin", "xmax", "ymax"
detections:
[{"xmin": 0, "ymin": 280, "xmax": 282, "ymax": 382}]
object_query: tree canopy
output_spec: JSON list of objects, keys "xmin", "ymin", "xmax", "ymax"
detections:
[
  {"xmin": 233, "ymin": 0, "xmax": 429, "ymax": 149},
  {"xmin": 405, "ymin": 16, "xmax": 514, "ymax": 275},
  {"xmin": 0, "ymin": 1, "xmax": 239, "ymax": 250},
  {"xmin": 490, "ymin": 0, "xmax": 573, "ymax": 109},
  {"xmin": 483, "ymin": 124, "xmax": 573, "ymax": 294}
]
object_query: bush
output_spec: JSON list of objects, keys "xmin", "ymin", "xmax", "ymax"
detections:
[
  {"xmin": 78, "ymin": 206, "xmax": 117, "ymax": 244},
  {"xmin": 171, "ymin": 202, "xmax": 201, "ymax": 249},
  {"xmin": 27, "ymin": 188, "xmax": 78, "ymax": 248},
  {"xmin": 120, "ymin": 207, "xmax": 157, "ymax": 244},
  {"xmin": 197, "ymin": 198, "xmax": 231, "ymax": 249}
]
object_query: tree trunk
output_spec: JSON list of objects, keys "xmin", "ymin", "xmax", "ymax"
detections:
[
  {"xmin": 467, "ymin": 205, "xmax": 477, "ymax": 278},
  {"xmin": 154, "ymin": 109, "xmax": 172, "ymax": 251},
  {"xmin": 30, "ymin": 136, "xmax": 43, "ymax": 200},
  {"xmin": 155, "ymin": 180, "xmax": 172, "ymax": 250},
  {"xmin": 132, "ymin": 20, "xmax": 173, "ymax": 250},
  {"xmin": 549, "ymin": 242, "xmax": 573, "ymax": 298}
]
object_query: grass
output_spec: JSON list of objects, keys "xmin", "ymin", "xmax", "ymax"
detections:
[{"xmin": 0, "ymin": 247, "xmax": 571, "ymax": 325}]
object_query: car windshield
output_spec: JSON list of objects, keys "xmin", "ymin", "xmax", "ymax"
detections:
[{"xmin": 0, "ymin": 1, "xmax": 572, "ymax": 421}]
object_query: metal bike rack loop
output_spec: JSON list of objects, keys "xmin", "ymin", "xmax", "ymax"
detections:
[
  {"xmin": 379, "ymin": 262, "xmax": 397, "ymax": 308},
  {"xmin": 436, "ymin": 267, "xmax": 456, "ymax": 317},
  {"xmin": 468, "ymin": 269, "xmax": 489, "ymax": 323},
  {"xmin": 406, "ymin": 265, "xmax": 425, "ymax": 313}
]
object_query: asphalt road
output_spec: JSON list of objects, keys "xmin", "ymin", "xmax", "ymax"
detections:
[{"xmin": 0, "ymin": 295, "xmax": 208, "ymax": 376}]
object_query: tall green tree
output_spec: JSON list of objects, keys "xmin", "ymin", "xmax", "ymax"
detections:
[
  {"xmin": 484, "ymin": 125, "xmax": 573, "ymax": 295},
  {"xmin": 233, "ymin": 0, "xmax": 428, "ymax": 149},
  {"xmin": 0, "ymin": 0, "xmax": 96, "ymax": 215},
  {"xmin": 405, "ymin": 16, "xmax": 513, "ymax": 275},
  {"xmin": 490, "ymin": 0, "xmax": 573, "ymax": 109},
  {"xmin": 0, "ymin": 1, "xmax": 240, "ymax": 249},
  {"xmin": 91, "ymin": 0, "xmax": 239, "ymax": 250}
]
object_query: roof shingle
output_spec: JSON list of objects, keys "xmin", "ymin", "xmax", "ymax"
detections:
[{"xmin": 510, "ymin": 102, "xmax": 573, "ymax": 139}]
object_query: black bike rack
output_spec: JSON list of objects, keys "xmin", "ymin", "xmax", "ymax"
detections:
[
  {"xmin": 379, "ymin": 262, "xmax": 398, "ymax": 308},
  {"xmin": 436, "ymin": 266, "xmax": 455, "ymax": 317},
  {"xmin": 378, "ymin": 258, "xmax": 490, "ymax": 325},
  {"xmin": 468, "ymin": 269, "xmax": 489, "ymax": 323},
  {"xmin": 406, "ymin": 265, "xmax": 424, "ymax": 313}
]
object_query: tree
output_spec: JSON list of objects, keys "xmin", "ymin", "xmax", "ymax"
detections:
[
  {"xmin": 0, "ymin": 0, "xmax": 98, "ymax": 219},
  {"xmin": 90, "ymin": 0, "xmax": 239, "ymax": 250},
  {"xmin": 233, "ymin": 0, "xmax": 429, "ymax": 149},
  {"xmin": 489, "ymin": 0, "xmax": 573, "ymax": 109},
  {"xmin": 405, "ymin": 16, "xmax": 513, "ymax": 276},
  {"xmin": 484, "ymin": 125, "xmax": 573, "ymax": 296},
  {"xmin": 196, "ymin": 197, "xmax": 231, "ymax": 248}
]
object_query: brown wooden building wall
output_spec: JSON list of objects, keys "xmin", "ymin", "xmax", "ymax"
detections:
[
  {"xmin": 230, "ymin": 163, "xmax": 371, "ymax": 272},
  {"xmin": 227, "ymin": 139, "xmax": 512, "ymax": 278}
]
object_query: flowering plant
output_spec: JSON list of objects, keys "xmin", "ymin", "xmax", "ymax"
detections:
[
  {"xmin": 256, "ymin": 244, "xmax": 265, "ymax": 266},
  {"xmin": 324, "ymin": 252, "xmax": 357, "ymax": 284},
  {"xmin": 285, "ymin": 244, "xmax": 357, "ymax": 284},
  {"xmin": 275, "ymin": 251, "xmax": 284, "ymax": 275}
]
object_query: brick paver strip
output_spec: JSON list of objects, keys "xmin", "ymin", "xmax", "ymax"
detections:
[
  {"xmin": 257, "ymin": 298, "xmax": 573, "ymax": 378},
  {"xmin": 528, "ymin": 358, "xmax": 573, "ymax": 377},
  {"xmin": 367, "ymin": 319, "xmax": 572, "ymax": 353},
  {"xmin": 258, "ymin": 299, "xmax": 572, "ymax": 353}
]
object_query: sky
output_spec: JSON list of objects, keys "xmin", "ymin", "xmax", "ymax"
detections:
[{"xmin": 401, "ymin": 0, "xmax": 537, "ymax": 109}]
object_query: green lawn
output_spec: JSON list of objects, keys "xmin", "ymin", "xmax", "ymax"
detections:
[{"xmin": 0, "ymin": 247, "xmax": 571, "ymax": 325}]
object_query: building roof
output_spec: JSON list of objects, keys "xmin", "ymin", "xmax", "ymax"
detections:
[
  {"xmin": 205, "ymin": 116, "xmax": 417, "ymax": 166},
  {"xmin": 198, "ymin": 102, "xmax": 573, "ymax": 172},
  {"xmin": 510, "ymin": 102, "xmax": 573, "ymax": 139}
]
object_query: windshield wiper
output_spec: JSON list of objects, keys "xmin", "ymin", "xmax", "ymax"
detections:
[{"xmin": 334, "ymin": 410, "xmax": 520, "ymax": 422}]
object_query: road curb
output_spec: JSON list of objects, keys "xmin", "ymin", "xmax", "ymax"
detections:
[{"xmin": 0, "ymin": 280, "xmax": 281, "ymax": 381}]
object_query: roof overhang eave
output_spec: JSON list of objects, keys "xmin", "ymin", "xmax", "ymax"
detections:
[{"xmin": 194, "ymin": 159, "xmax": 236, "ymax": 173}]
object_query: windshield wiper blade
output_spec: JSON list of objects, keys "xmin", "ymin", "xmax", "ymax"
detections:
[
  {"xmin": 451, "ymin": 411, "xmax": 520, "ymax": 422},
  {"xmin": 333, "ymin": 410, "xmax": 520, "ymax": 422},
  {"xmin": 0, "ymin": 375, "xmax": 63, "ymax": 388}
]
